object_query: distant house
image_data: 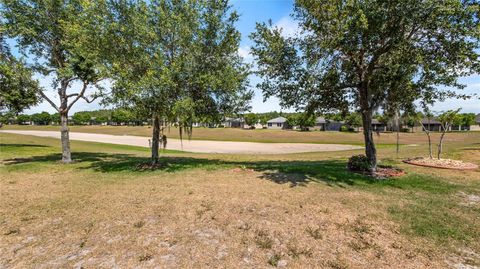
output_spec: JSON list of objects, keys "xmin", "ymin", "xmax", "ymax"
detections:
[
  {"xmin": 316, "ymin": 117, "xmax": 327, "ymax": 131},
  {"xmin": 315, "ymin": 117, "xmax": 345, "ymax": 131},
  {"xmin": 470, "ymin": 114, "xmax": 480, "ymax": 131},
  {"xmin": 267, "ymin": 116, "xmax": 288, "ymax": 129},
  {"xmin": 420, "ymin": 118, "xmax": 444, "ymax": 132},
  {"xmin": 223, "ymin": 117, "xmax": 244, "ymax": 128},
  {"xmin": 371, "ymin": 119, "xmax": 387, "ymax": 132}
]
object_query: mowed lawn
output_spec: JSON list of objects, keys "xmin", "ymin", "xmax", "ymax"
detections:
[{"xmin": 0, "ymin": 130, "xmax": 479, "ymax": 268}]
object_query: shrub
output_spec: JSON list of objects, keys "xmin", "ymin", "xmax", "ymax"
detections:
[
  {"xmin": 340, "ymin": 125, "xmax": 349, "ymax": 132},
  {"xmin": 347, "ymin": 155, "xmax": 370, "ymax": 172}
]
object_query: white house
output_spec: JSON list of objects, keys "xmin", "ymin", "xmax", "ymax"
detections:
[{"xmin": 267, "ymin": 116, "xmax": 288, "ymax": 129}]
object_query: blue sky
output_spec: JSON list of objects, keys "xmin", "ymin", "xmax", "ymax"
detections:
[{"xmin": 22, "ymin": 0, "xmax": 479, "ymax": 114}]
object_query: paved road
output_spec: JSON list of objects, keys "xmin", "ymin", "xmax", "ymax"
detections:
[{"xmin": 0, "ymin": 130, "xmax": 363, "ymax": 154}]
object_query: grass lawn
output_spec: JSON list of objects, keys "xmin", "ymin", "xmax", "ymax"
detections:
[{"xmin": 1, "ymin": 132, "xmax": 479, "ymax": 268}]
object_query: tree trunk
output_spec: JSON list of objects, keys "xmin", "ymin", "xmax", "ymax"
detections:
[
  {"xmin": 395, "ymin": 110, "xmax": 400, "ymax": 157},
  {"xmin": 361, "ymin": 109, "xmax": 377, "ymax": 172},
  {"xmin": 151, "ymin": 114, "xmax": 161, "ymax": 164},
  {"xmin": 437, "ymin": 129, "xmax": 447, "ymax": 159},
  {"xmin": 427, "ymin": 133, "xmax": 433, "ymax": 159},
  {"xmin": 60, "ymin": 111, "xmax": 72, "ymax": 163}
]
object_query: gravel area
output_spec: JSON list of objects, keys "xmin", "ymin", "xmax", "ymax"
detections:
[{"xmin": 0, "ymin": 130, "xmax": 363, "ymax": 154}]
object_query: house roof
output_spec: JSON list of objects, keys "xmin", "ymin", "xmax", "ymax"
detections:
[
  {"xmin": 372, "ymin": 119, "xmax": 382, "ymax": 124},
  {"xmin": 267, "ymin": 116, "xmax": 287, "ymax": 123},
  {"xmin": 316, "ymin": 117, "xmax": 326, "ymax": 124},
  {"xmin": 421, "ymin": 118, "xmax": 441, "ymax": 124},
  {"xmin": 224, "ymin": 117, "xmax": 243, "ymax": 123}
]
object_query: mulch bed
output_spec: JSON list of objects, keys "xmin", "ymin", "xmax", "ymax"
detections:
[
  {"xmin": 349, "ymin": 166, "xmax": 406, "ymax": 179},
  {"xmin": 136, "ymin": 162, "xmax": 169, "ymax": 170},
  {"xmin": 403, "ymin": 157, "xmax": 479, "ymax": 170}
]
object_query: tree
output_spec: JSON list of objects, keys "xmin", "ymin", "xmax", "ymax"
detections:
[
  {"xmin": 244, "ymin": 113, "xmax": 258, "ymax": 128},
  {"xmin": 108, "ymin": 0, "xmax": 251, "ymax": 164},
  {"xmin": 0, "ymin": 35, "xmax": 39, "ymax": 119},
  {"xmin": 16, "ymin": 114, "xmax": 31, "ymax": 125},
  {"xmin": 345, "ymin": 113, "xmax": 362, "ymax": 131},
  {"xmin": 437, "ymin": 109, "xmax": 461, "ymax": 159},
  {"xmin": 31, "ymin": 111, "xmax": 51, "ymax": 125},
  {"xmin": 416, "ymin": 111, "xmax": 434, "ymax": 159},
  {"xmin": 2, "ymin": 0, "xmax": 111, "ymax": 163},
  {"xmin": 72, "ymin": 111, "xmax": 92, "ymax": 125},
  {"xmin": 286, "ymin": 114, "xmax": 299, "ymax": 128},
  {"xmin": 453, "ymin": 113, "xmax": 476, "ymax": 130},
  {"xmin": 462, "ymin": 113, "xmax": 477, "ymax": 130},
  {"xmin": 111, "ymin": 109, "xmax": 134, "ymax": 125},
  {"xmin": 251, "ymin": 0, "xmax": 479, "ymax": 172},
  {"xmin": 51, "ymin": 113, "xmax": 60, "ymax": 125}
]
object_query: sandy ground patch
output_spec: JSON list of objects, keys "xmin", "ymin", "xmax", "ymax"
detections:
[{"xmin": 0, "ymin": 130, "xmax": 363, "ymax": 154}]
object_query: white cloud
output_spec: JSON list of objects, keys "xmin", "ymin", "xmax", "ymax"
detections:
[
  {"xmin": 274, "ymin": 16, "xmax": 299, "ymax": 38},
  {"xmin": 238, "ymin": 46, "xmax": 252, "ymax": 60}
]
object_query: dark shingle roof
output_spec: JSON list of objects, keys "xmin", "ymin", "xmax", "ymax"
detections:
[
  {"xmin": 267, "ymin": 116, "xmax": 287, "ymax": 123},
  {"xmin": 421, "ymin": 118, "xmax": 441, "ymax": 125}
]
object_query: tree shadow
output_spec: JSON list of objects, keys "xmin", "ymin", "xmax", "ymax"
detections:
[
  {"xmin": 0, "ymin": 143, "xmax": 50, "ymax": 148},
  {"xmin": 251, "ymin": 160, "xmax": 373, "ymax": 187},
  {"xmin": 2, "ymin": 149, "xmax": 376, "ymax": 187}
]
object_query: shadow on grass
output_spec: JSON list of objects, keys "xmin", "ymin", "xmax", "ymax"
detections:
[
  {"xmin": 0, "ymin": 143, "xmax": 50, "ymax": 148},
  {"xmin": 2, "ymin": 151, "xmax": 374, "ymax": 187}
]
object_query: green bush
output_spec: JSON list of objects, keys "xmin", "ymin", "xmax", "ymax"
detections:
[
  {"xmin": 347, "ymin": 155, "xmax": 370, "ymax": 172},
  {"xmin": 340, "ymin": 125, "xmax": 349, "ymax": 132}
]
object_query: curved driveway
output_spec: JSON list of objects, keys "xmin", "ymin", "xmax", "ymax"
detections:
[{"xmin": 0, "ymin": 130, "xmax": 363, "ymax": 154}]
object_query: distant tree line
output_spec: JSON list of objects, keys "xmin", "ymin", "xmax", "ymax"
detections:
[{"xmin": 1, "ymin": 108, "xmax": 150, "ymax": 126}]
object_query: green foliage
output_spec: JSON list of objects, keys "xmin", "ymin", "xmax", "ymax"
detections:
[
  {"xmin": 30, "ymin": 111, "xmax": 51, "ymax": 125},
  {"xmin": 453, "ymin": 113, "xmax": 476, "ymax": 128},
  {"xmin": 1, "ymin": 0, "xmax": 110, "ymax": 103},
  {"xmin": 287, "ymin": 113, "xmax": 315, "ymax": 130},
  {"xmin": 340, "ymin": 125, "xmax": 349, "ymax": 132},
  {"xmin": 16, "ymin": 114, "xmax": 31, "ymax": 124},
  {"xmin": 111, "ymin": 109, "xmax": 135, "ymax": 124},
  {"xmin": 347, "ymin": 155, "xmax": 370, "ymax": 172},
  {"xmin": 72, "ymin": 112, "xmax": 92, "ymax": 125},
  {"xmin": 244, "ymin": 113, "xmax": 258, "ymax": 127},
  {"xmin": 345, "ymin": 113, "xmax": 362, "ymax": 129},
  {"xmin": 438, "ymin": 109, "xmax": 461, "ymax": 129},
  {"xmin": 0, "ymin": 36, "xmax": 39, "ymax": 114},
  {"xmin": 108, "ymin": 0, "xmax": 251, "ymax": 123},
  {"xmin": 251, "ymin": 0, "xmax": 480, "ymax": 169}
]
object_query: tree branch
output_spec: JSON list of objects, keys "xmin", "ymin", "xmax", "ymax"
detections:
[
  {"xmin": 81, "ymin": 95, "xmax": 99, "ymax": 104},
  {"xmin": 66, "ymin": 81, "xmax": 88, "ymax": 111},
  {"xmin": 38, "ymin": 89, "xmax": 59, "ymax": 112}
]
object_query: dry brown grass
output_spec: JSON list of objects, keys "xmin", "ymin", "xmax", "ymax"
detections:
[
  {"xmin": 1, "ymin": 132, "xmax": 479, "ymax": 268},
  {"xmin": 0, "ymin": 167, "xmax": 445, "ymax": 268}
]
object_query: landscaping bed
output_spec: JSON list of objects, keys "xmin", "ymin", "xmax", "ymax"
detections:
[{"xmin": 403, "ymin": 157, "xmax": 479, "ymax": 170}]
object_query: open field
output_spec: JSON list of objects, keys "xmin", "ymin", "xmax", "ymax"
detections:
[
  {"xmin": 5, "ymin": 124, "xmax": 480, "ymax": 145},
  {"xmin": 1, "ymin": 131, "xmax": 480, "ymax": 268}
]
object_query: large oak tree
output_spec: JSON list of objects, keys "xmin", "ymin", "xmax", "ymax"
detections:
[{"xmin": 251, "ymin": 0, "xmax": 479, "ymax": 171}]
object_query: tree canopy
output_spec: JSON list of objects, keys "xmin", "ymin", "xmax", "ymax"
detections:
[
  {"xmin": 0, "ymin": 35, "xmax": 39, "ymax": 116},
  {"xmin": 251, "ymin": 0, "xmax": 480, "ymax": 171},
  {"xmin": 107, "ymin": 0, "xmax": 252, "ymax": 164},
  {"xmin": 1, "ymin": 0, "xmax": 112, "ymax": 162}
]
